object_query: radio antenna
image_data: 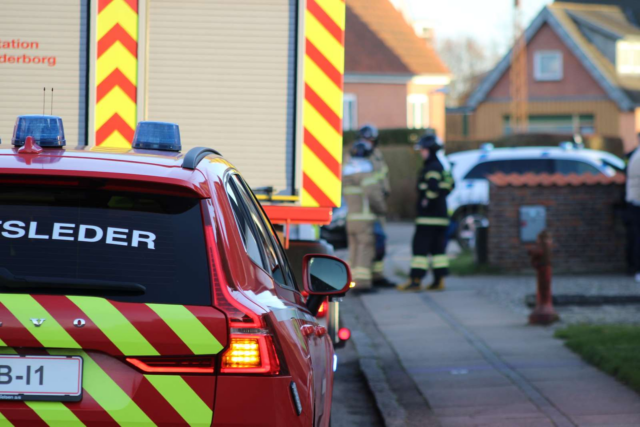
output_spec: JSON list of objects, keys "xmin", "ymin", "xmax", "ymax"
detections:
[
  {"xmin": 42, "ymin": 87, "xmax": 46, "ymax": 115},
  {"xmin": 50, "ymin": 88, "xmax": 54, "ymax": 115}
]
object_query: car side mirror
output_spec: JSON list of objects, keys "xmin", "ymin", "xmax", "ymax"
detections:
[{"xmin": 302, "ymin": 254, "xmax": 351, "ymax": 315}]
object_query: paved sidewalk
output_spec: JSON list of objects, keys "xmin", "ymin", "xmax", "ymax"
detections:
[{"xmin": 358, "ymin": 287, "xmax": 640, "ymax": 427}]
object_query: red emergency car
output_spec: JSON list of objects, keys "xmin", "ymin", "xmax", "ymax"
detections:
[{"xmin": 0, "ymin": 117, "xmax": 351, "ymax": 426}]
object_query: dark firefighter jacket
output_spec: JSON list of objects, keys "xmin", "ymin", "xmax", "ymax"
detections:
[{"xmin": 416, "ymin": 155, "xmax": 454, "ymax": 226}]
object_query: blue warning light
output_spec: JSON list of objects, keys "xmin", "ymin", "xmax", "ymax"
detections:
[
  {"xmin": 132, "ymin": 121, "xmax": 181, "ymax": 152},
  {"xmin": 12, "ymin": 115, "xmax": 66, "ymax": 147}
]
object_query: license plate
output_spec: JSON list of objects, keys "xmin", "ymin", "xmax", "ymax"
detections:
[{"xmin": 0, "ymin": 355, "xmax": 83, "ymax": 402}]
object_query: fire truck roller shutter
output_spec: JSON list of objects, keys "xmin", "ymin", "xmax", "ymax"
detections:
[
  {"xmin": 0, "ymin": 0, "xmax": 89, "ymax": 145},
  {"xmin": 146, "ymin": 0, "xmax": 298, "ymax": 195}
]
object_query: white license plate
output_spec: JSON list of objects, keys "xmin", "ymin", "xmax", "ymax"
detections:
[{"xmin": 0, "ymin": 355, "xmax": 83, "ymax": 402}]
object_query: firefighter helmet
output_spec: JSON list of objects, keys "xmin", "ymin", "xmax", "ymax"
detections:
[
  {"xmin": 358, "ymin": 124, "xmax": 379, "ymax": 142},
  {"xmin": 350, "ymin": 140, "xmax": 374, "ymax": 158},
  {"xmin": 415, "ymin": 133, "xmax": 442, "ymax": 152}
]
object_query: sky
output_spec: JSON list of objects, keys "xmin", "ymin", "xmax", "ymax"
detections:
[{"xmin": 406, "ymin": 0, "xmax": 554, "ymax": 55}]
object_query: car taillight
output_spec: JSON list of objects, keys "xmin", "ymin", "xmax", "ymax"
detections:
[
  {"xmin": 316, "ymin": 300, "xmax": 328, "ymax": 318},
  {"xmin": 126, "ymin": 356, "xmax": 215, "ymax": 374},
  {"xmin": 201, "ymin": 201, "xmax": 263, "ymax": 328},
  {"xmin": 338, "ymin": 327, "xmax": 351, "ymax": 341},
  {"xmin": 221, "ymin": 333, "xmax": 280, "ymax": 375}
]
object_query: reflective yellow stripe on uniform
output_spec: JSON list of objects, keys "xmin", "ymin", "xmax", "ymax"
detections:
[
  {"xmin": 426, "ymin": 191, "xmax": 439, "ymax": 199},
  {"xmin": 347, "ymin": 213, "xmax": 377, "ymax": 221},
  {"xmin": 439, "ymin": 181, "xmax": 453, "ymax": 190},
  {"xmin": 426, "ymin": 171, "xmax": 442, "ymax": 180},
  {"xmin": 361, "ymin": 176, "xmax": 380, "ymax": 187},
  {"xmin": 343, "ymin": 186, "xmax": 363, "ymax": 195},
  {"xmin": 416, "ymin": 217, "xmax": 450, "ymax": 226},
  {"xmin": 418, "ymin": 183, "xmax": 428, "ymax": 190},
  {"xmin": 372, "ymin": 261, "xmax": 384, "ymax": 273},
  {"xmin": 352, "ymin": 267, "xmax": 372, "ymax": 280},
  {"xmin": 410, "ymin": 256, "xmax": 429, "ymax": 270},
  {"xmin": 432, "ymin": 255, "xmax": 450, "ymax": 269}
]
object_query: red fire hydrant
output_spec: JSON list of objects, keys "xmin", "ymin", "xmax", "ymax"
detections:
[{"xmin": 528, "ymin": 230, "xmax": 559, "ymax": 325}]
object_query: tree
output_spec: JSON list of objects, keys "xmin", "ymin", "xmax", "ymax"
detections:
[{"xmin": 438, "ymin": 37, "xmax": 498, "ymax": 107}]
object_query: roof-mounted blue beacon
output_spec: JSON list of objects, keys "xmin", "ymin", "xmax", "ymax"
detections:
[
  {"xmin": 12, "ymin": 115, "xmax": 66, "ymax": 147},
  {"xmin": 132, "ymin": 121, "xmax": 181, "ymax": 152}
]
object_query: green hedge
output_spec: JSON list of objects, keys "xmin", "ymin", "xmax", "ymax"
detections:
[
  {"xmin": 446, "ymin": 133, "xmax": 624, "ymax": 157},
  {"xmin": 343, "ymin": 128, "xmax": 428, "ymax": 147},
  {"xmin": 344, "ymin": 130, "xmax": 626, "ymax": 220},
  {"xmin": 343, "ymin": 129, "xmax": 625, "ymax": 158}
]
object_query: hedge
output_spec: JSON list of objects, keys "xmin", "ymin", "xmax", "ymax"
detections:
[{"xmin": 344, "ymin": 128, "xmax": 625, "ymax": 158}]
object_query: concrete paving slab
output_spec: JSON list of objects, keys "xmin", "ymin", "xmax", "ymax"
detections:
[
  {"xmin": 572, "ymin": 413, "xmax": 640, "ymax": 426},
  {"xmin": 432, "ymin": 401, "xmax": 543, "ymax": 417},
  {"xmin": 424, "ymin": 385, "xmax": 532, "ymax": 409},
  {"xmin": 516, "ymin": 364, "xmax": 603, "ymax": 382},
  {"xmin": 438, "ymin": 415, "xmax": 555, "ymax": 427},
  {"xmin": 533, "ymin": 380, "xmax": 640, "ymax": 416}
]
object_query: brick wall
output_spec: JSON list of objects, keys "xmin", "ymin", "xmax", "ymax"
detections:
[{"xmin": 488, "ymin": 174, "xmax": 627, "ymax": 273}]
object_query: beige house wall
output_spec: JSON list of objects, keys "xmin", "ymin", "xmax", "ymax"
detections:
[
  {"xmin": 619, "ymin": 111, "xmax": 638, "ymax": 153},
  {"xmin": 407, "ymin": 81, "xmax": 447, "ymax": 141},
  {"xmin": 473, "ymin": 100, "xmax": 621, "ymax": 141},
  {"xmin": 343, "ymin": 82, "xmax": 407, "ymax": 129}
]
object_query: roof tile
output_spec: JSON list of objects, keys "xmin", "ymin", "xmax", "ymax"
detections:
[
  {"xmin": 345, "ymin": 0, "xmax": 449, "ymax": 75},
  {"xmin": 488, "ymin": 172, "xmax": 626, "ymax": 187}
]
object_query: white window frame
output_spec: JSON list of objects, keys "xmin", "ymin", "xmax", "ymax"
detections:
[
  {"xmin": 533, "ymin": 50, "xmax": 563, "ymax": 81},
  {"xmin": 617, "ymin": 40, "xmax": 640, "ymax": 75},
  {"xmin": 407, "ymin": 94, "xmax": 428, "ymax": 129},
  {"xmin": 343, "ymin": 94, "xmax": 358, "ymax": 131}
]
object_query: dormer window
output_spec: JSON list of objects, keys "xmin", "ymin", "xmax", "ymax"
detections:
[
  {"xmin": 616, "ymin": 40, "xmax": 640, "ymax": 75},
  {"xmin": 534, "ymin": 51, "xmax": 563, "ymax": 81}
]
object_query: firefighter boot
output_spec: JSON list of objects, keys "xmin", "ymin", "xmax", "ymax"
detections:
[
  {"xmin": 397, "ymin": 277, "xmax": 422, "ymax": 292},
  {"xmin": 373, "ymin": 277, "xmax": 397, "ymax": 288},
  {"xmin": 426, "ymin": 274, "xmax": 445, "ymax": 291}
]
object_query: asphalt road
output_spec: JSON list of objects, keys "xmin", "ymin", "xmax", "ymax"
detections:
[{"xmin": 331, "ymin": 338, "xmax": 384, "ymax": 426}]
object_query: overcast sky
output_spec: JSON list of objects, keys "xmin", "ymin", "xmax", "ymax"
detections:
[{"xmin": 407, "ymin": 0, "xmax": 553, "ymax": 54}]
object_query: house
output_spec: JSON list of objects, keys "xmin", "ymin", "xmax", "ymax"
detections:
[
  {"xmin": 462, "ymin": 1, "xmax": 640, "ymax": 152},
  {"xmin": 343, "ymin": 0, "xmax": 451, "ymax": 138}
]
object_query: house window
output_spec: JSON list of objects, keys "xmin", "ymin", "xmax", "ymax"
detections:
[
  {"xmin": 533, "ymin": 51, "xmax": 563, "ymax": 81},
  {"xmin": 617, "ymin": 40, "xmax": 640, "ymax": 75},
  {"xmin": 504, "ymin": 114, "xmax": 594, "ymax": 135},
  {"xmin": 343, "ymin": 94, "xmax": 357, "ymax": 131},
  {"xmin": 407, "ymin": 94, "xmax": 429, "ymax": 129}
]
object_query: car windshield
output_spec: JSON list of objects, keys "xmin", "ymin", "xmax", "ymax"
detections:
[{"xmin": 0, "ymin": 187, "xmax": 211, "ymax": 305}]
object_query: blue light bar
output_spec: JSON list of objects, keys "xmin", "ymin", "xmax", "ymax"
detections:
[
  {"xmin": 12, "ymin": 115, "xmax": 66, "ymax": 147},
  {"xmin": 132, "ymin": 121, "xmax": 181, "ymax": 152}
]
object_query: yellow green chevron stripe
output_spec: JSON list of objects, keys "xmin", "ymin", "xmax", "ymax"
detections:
[
  {"xmin": 147, "ymin": 304, "xmax": 223, "ymax": 354},
  {"xmin": 0, "ymin": 295, "xmax": 80, "ymax": 349},
  {"xmin": 146, "ymin": 375, "xmax": 213, "ymax": 426}
]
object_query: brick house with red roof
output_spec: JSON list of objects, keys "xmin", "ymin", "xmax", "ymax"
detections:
[
  {"xmin": 461, "ymin": 1, "xmax": 640, "ymax": 152},
  {"xmin": 343, "ymin": 0, "xmax": 451, "ymax": 138}
]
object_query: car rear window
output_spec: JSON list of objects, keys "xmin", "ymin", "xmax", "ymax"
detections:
[{"xmin": 0, "ymin": 187, "xmax": 211, "ymax": 306}]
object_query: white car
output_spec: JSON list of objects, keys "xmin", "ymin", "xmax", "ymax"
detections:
[{"xmin": 446, "ymin": 143, "xmax": 625, "ymax": 244}]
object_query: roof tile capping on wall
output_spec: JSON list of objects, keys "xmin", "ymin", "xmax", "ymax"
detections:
[{"xmin": 487, "ymin": 173, "xmax": 627, "ymax": 273}]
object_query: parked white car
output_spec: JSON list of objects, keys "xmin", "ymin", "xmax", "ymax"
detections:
[{"xmin": 446, "ymin": 143, "xmax": 625, "ymax": 244}]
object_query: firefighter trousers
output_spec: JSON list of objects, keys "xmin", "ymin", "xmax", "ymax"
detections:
[
  {"xmin": 372, "ymin": 219, "xmax": 386, "ymax": 281},
  {"xmin": 410, "ymin": 224, "xmax": 449, "ymax": 280},
  {"xmin": 347, "ymin": 220, "xmax": 375, "ymax": 290}
]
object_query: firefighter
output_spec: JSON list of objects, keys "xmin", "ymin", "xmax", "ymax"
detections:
[
  {"xmin": 356, "ymin": 124, "xmax": 395, "ymax": 288},
  {"xmin": 398, "ymin": 132, "xmax": 454, "ymax": 292},
  {"xmin": 343, "ymin": 141, "xmax": 387, "ymax": 293}
]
